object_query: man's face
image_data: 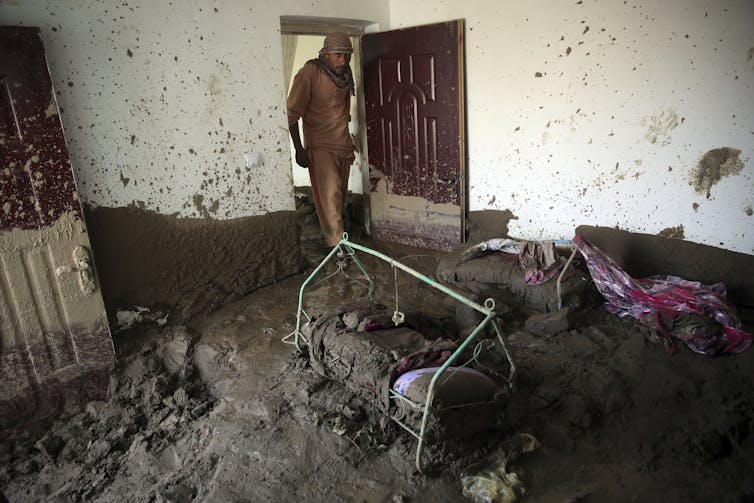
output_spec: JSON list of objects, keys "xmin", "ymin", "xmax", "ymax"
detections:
[{"xmin": 323, "ymin": 52, "xmax": 351, "ymax": 75}]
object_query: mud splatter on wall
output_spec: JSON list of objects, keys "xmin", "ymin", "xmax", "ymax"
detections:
[
  {"xmin": 0, "ymin": 0, "xmax": 388, "ymax": 220},
  {"xmin": 691, "ymin": 147, "xmax": 745, "ymax": 198},
  {"xmin": 3, "ymin": 1, "xmax": 750, "ymax": 253},
  {"xmin": 391, "ymin": 0, "xmax": 754, "ymax": 254},
  {"xmin": 0, "ymin": 1, "xmax": 388, "ymax": 315},
  {"xmin": 658, "ymin": 225, "xmax": 685, "ymax": 239},
  {"xmin": 642, "ymin": 108, "xmax": 679, "ymax": 146}
]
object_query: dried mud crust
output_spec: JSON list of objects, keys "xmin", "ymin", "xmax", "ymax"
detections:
[
  {"xmin": 502, "ymin": 308, "xmax": 754, "ymax": 501},
  {"xmin": 303, "ymin": 302, "xmax": 513, "ymax": 468},
  {"xmin": 436, "ymin": 246, "xmax": 593, "ymax": 313},
  {"xmin": 0, "ymin": 325, "xmax": 218, "ymax": 502},
  {"xmin": 2, "ymin": 240, "xmax": 754, "ymax": 502}
]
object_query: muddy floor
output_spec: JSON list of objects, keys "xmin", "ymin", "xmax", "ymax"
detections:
[{"xmin": 2, "ymin": 200, "xmax": 754, "ymax": 502}]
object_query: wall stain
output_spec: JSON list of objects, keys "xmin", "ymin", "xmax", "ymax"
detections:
[
  {"xmin": 119, "ymin": 170, "xmax": 130, "ymax": 187},
  {"xmin": 691, "ymin": 147, "xmax": 745, "ymax": 198},
  {"xmin": 192, "ymin": 193, "xmax": 207, "ymax": 217},
  {"xmin": 466, "ymin": 209, "xmax": 518, "ymax": 243},
  {"xmin": 745, "ymin": 206, "xmax": 753, "ymax": 216},
  {"xmin": 658, "ymin": 225, "xmax": 685, "ymax": 239},
  {"xmin": 83, "ymin": 204, "xmax": 302, "ymax": 319},
  {"xmin": 208, "ymin": 74, "xmax": 221, "ymax": 96},
  {"xmin": 642, "ymin": 108, "xmax": 679, "ymax": 145},
  {"xmin": 192, "ymin": 193, "xmax": 219, "ymax": 218}
]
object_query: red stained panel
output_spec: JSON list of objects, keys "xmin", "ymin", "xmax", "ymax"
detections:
[{"xmin": 1, "ymin": 26, "xmax": 82, "ymax": 232}]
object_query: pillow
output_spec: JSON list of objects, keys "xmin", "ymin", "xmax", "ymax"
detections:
[{"xmin": 393, "ymin": 366, "xmax": 499, "ymax": 407}]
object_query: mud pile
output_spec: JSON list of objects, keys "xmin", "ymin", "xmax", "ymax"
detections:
[
  {"xmin": 0, "ymin": 326, "xmax": 217, "ymax": 502},
  {"xmin": 2, "ymin": 235, "xmax": 753, "ymax": 501}
]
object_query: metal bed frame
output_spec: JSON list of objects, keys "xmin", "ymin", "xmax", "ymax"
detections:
[{"xmin": 286, "ymin": 234, "xmax": 516, "ymax": 471}]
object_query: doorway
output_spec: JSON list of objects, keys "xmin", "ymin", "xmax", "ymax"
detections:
[
  {"xmin": 280, "ymin": 18, "xmax": 372, "ymax": 241},
  {"xmin": 280, "ymin": 16, "xmax": 375, "ymax": 200},
  {"xmin": 283, "ymin": 33, "xmax": 363, "ymax": 194},
  {"xmin": 280, "ymin": 18, "xmax": 467, "ymax": 250}
]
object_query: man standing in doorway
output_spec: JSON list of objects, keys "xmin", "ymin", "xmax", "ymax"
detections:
[{"xmin": 287, "ymin": 32, "xmax": 355, "ymax": 251}]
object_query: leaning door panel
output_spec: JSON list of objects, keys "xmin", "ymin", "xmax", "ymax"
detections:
[{"xmin": 0, "ymin": 26, "xmax": 113, "ymax": 439}]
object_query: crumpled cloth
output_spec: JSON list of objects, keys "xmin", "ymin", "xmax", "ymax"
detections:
[
  {"xmin": 573, "ymin": 234, "xmax": 752, "ymax": 355},
  {"xmin": 459, "ymin": 238, "xmax": 565, "ymax": 285},
  {"xmin": 393, "ymin": 348, "xmax": 454, "ymax": 377},
  {"xmin": 458, "ymin": 238, "xmax": 522, "ymax": 264},
  {"xmin": 518, "ymin": 240, "xmax": 563, "ymax": 285}
]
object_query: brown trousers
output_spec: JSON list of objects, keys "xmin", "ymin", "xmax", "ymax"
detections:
[{"xmin": 308, "ymin": 148, "xmax": 354, "ymax": 247}]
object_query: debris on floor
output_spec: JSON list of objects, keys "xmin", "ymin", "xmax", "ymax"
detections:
[
  {"xmin": 0, "ymin": 325, "xmax": 217, "ymax": 502},
  {"xmin": 2, "ymin": 235, "xmax": 753, "ymax": 501},
  {"xmin": 305, "ymin": 300, "xmax": 509, "ymax": 465},
  {"xmin": 437, "ymin": 239, "xmax": 591, "ymax": 313},
  {"xmin": 461, "ymin": 433, "xmax": 540, "ymax": 503}
]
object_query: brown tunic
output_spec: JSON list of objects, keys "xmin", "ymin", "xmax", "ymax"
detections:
[{"xmin": 287, "ymin": 62, "xmax": 353, "ymax": 152}]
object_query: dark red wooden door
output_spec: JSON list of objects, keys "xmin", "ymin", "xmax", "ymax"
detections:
[
  {"xmin": 362, "ymin": 20, "xmax": 466, "ymax": 250},
  {"xmin": 0, "ymin": 26, "xmax": 113, "ymax": 439}
]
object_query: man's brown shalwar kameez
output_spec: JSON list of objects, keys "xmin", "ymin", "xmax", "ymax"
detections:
[{"xmin": 287, "ymin": 59, "xmax": 354, "ymax": 247}]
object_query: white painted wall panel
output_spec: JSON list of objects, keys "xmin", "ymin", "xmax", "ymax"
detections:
[
  {"xmin": 0, "ymin": 0, "xmax": 388, "ymax": 218},
  {"xmin": 390, "ymin": 0, "xmax": 754, "ymax": 254}
]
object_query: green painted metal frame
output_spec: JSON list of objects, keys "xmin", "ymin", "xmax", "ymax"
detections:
[{"xmin": 290, "ymin": 234, "xmax": 516, "ymax": 471}]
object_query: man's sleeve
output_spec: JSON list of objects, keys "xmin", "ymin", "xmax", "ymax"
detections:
[{"xmin": 287, "ymin": 64, "xmax": 312, "ymax": 126}]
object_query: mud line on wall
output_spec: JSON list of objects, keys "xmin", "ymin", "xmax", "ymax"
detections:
[{"xmin": 84, "ymin": 205, "xmax": 303, "ymax": 321}]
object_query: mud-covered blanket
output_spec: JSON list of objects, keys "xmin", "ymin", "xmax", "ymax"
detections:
[{"xmin": 307, "ymin": 302, "xmax": 459, "ymax": 412}]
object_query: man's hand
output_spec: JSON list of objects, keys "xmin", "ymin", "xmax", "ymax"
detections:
[
  {"xmin": 295, "ymin": 148, "xmax": 310, "ymax": 168},
  {"xmin": 289, "ymin": 122, "xmax": 310, "ymax": 168}
]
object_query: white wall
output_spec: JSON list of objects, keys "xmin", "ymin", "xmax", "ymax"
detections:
[
  {"xmin": 0, "ymin": 0, "xmax": 388, "ymax": 218},
  {"xmin": 4, "ymin": 0, "xmax": 753, "ymax": 253},
  {"xmin": 390, "ymin": 0, "xmax": 754, "ymax": 254},
  {"xmin": 288, "ymin": 35, "xmax": 364, "ymax": 193}
]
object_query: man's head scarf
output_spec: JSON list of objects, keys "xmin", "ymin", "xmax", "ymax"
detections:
[
  {"xmin": 319, "ymin": 32, "xmax": 353, "ymax": 56},
  {"xmin": 309, "ymin": 32, "xmax": 355, "ymax": 95}
]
